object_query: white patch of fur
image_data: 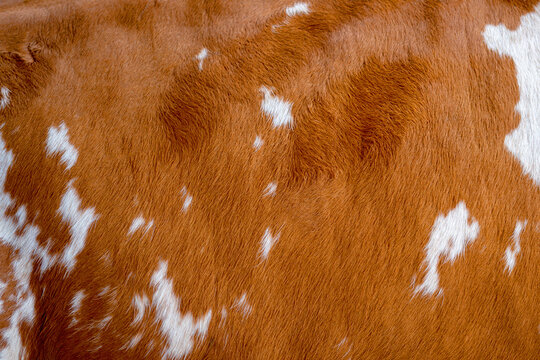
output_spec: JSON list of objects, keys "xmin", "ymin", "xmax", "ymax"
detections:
[
  {"xmin": 0, "ymin": 132, "xmax": 67, "ymax": 360},
  {"xmin": 182, "ymin": 196, "xmax": 192, "ymax": 212},
  {"xmin": 271, "ymin": 24, "xmax": 283, "ymax": 32},
  {"xmin": 57, "ymin": 181, "xmax": 99, "ymax": 273},
  {"xmin": 195, "ymin": 48, "xmax": 208, "ymax": 71},
  {"xmin": 121, "ymin": 333, "xmax": 143, "ymax": 351},
  {"xmin": 232, "ymin": 293, "xmax": 252, "ymax": 318},
  {"xmin": 0, "ymin": 200, "xmax": 56, "ymax": 276},
  {"xmin": 69, "ymin": 290, "xmax": 85, "ymax": 327},
  {"xmin": 0, "ymin": 130, "xmax": 36, "ymax": 359},
  {"xmin": 128, "ymin": 216, "xmax": 145, "ymax": 235},
  {"xmin": 98, "ymin": 286, "xmax": 110, "ymax": 297},
  {"xmin": 262, "ymin": 182, "xmax": 277, "ymax": 197},
  {"xmin": 0, "ymin": 292, "xmax": 33, "ymax": 360},
  {"xmin": 504, "ymin": 220, "xmax": 527, "ymax": 273},
  {"xmin": 145, "ymin": 220, "xmax": 154, "ymax": 233},
  {"xmin": 259, "ymin": 227, "xmax": 280, "ymax": 261},
  {"xmin": 253, "ymin": 136, "xmax": 264, "ymax": 151},
  {"xmin": 34, "ymin": 241, "xmax": 58, "ymax": 276},
  {"xmin": 132, "ymin": 293, "xmax": 149, "ymax": 325},
  {"xmin": 219, "ymin": 307, "xmax": 227, "ymax": 327},
  {"xmin": 180, "ymin": 187, "xmax": 193, "ymax": 213},
  {"xmin": 150, "ymin": 261, "xmax": 212, "ymax": 359},
  {"xmin": 0, "ymin": 87, "xmax": 10, "ymax": 110},
  {"xmin": 272, "ymin": 3, "xmax": 310, "ymax": 32},
  {"xmin": 128, "ymin": 215, "xmax": 153, "ymax": 236},
  {"xmin": 414, "ymin": 201, "xmax": 480, "ymax": 296},
  {"xmin": 46, "ymin": 123, "xmax": 78, "ymax": 170},
  {"xmin": 0, "ymin": 175, "xmax": 91, "ymax": 279},
  {"xmin": 483, "ymin": 6, "xmax": 540, "ymax": 186},
  {"xmin": 260, "ymin": 86, "xmax": 294, "ymax": 129},
  {"xmin": 336, "ymin": 337, "xmax": 352, "ymax": 358},
  {"xmin": 70, "ymin": 290, "xmax": 85, "ymax": 315},
  {"xmin": 285, "ymin": 2, "xmax": 310, "ymax": 17},
  {"xmin": 97, "ymin": 316, "xmax": 112, "ymax": 330}
]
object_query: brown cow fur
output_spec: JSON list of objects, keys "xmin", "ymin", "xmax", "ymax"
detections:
[{"xmin": 0, "ymin": 0, "xmax": 538, "ymax": 359}]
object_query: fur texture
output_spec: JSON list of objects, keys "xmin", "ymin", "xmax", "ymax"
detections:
[{"xmin": 0, "ymin": 0, "xmax": 538, "ymax": 359}]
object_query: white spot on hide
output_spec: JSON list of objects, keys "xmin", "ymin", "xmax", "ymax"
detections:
[
  {"xmin": 0, "ymin": 290, "xmax": 34, "ymax": 360},
  {"xmin": 259, "ymin": 227, "xmax": 280, "ymax": 261},
  {"xmin": 71, "ymin": 290, "xmax": 85, "ymax": 314},
  {"xmin": 132, "ymin": 293, "xmax": 149, "ymax": 325},
  {"xmin": 195, "ymin": 48, "xmax": 208, "ymax": 71},
  {"xmin": 150, "ymin": 261, "xmax": 212, "ymax": 359},
  {"xmin": 121, "ymin": 333, "xmax": 143, "ymax": 351},
  {"xmin": 128, "ymin": 216, "xmax": 145, "ymax": 235},
  {"xmin": 128, "ymin": 215, "xmax": 153, "ymax": 236},
  {"xmin": 58, "ymin": 181, "xmax": 99, "ymax": 273},
  {"xmin": 262, "ymin": 182, "xmax": 277, "ymax": 197},
  {"xmin": 483, "ymin": 6, "xmax": 540, "ymax": 187},
  {"xmin": 232, "ymin": 293, "xmax": 252, "ymax": 318},
  {"xmin": 180, "ymin": 187, "xmax": 192, "ymax": 213},
  {"xmin": 336, "ymin": 337, "xmax": 352, "ymax": 358},
  {"xmin": 271, "ymin": 24, "xmax": 283, "ymax": 32},
  {"xmin": 219, "ymin": 307, "xmax": 227, "ymax": 327},
  {"xmin": 253, "ymin": 136, "xmax": 264, "ymax": 151},
  {"xmin": 46, "ymin": 123, "xmax": 78, "ymax": 170},
  {"xmin": 0, "ymin": 130, "xmax": 35, "ymax": 358},
  {"xmin": 0, "ymin": 129, "xmax": 100, "ymax": 356},
  {"xmin": 260, "ymin": 86, "xmax": 294, "ymax": 129},
  {"xmin": 414, "ymin": 201, "xmax": 480, "ymax": 296},
  {"xmin": 0, "ymin": 87, "xmax": 10, "ymax": 110},
  {"xmin": 504, "ymin": 220, "xmax": 527, "ymax": 273},
  {"xmin": 70, "ymin": 290, "xmax": 85, "ymax": 326},
  {"xmin": 145, "ymin": 220, "xmax": 154, "ymax": 233},
  {"xmin": 285, "ymin": 2, "xmax": 310, "ymax": 17},
  {"xmin": 182, "ymin": 196, "xmax": 192, "ymax": 212},
  {"xmin": 98, "ymin": 286, "xmax": 110, "ymax": 297},
  {"xmin": 97, "ymin": 316, "xmax": 112, "ymax": 329}
]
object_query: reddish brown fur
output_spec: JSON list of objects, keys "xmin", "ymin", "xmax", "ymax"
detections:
[{"xmin": 0, "ymin": 0, "xmax": 538, "ymax": 359}]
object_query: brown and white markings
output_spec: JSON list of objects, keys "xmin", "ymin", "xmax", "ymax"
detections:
[{"xmin": 0, "ymin": 0, "xmax": 538, "ymax": 359}]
